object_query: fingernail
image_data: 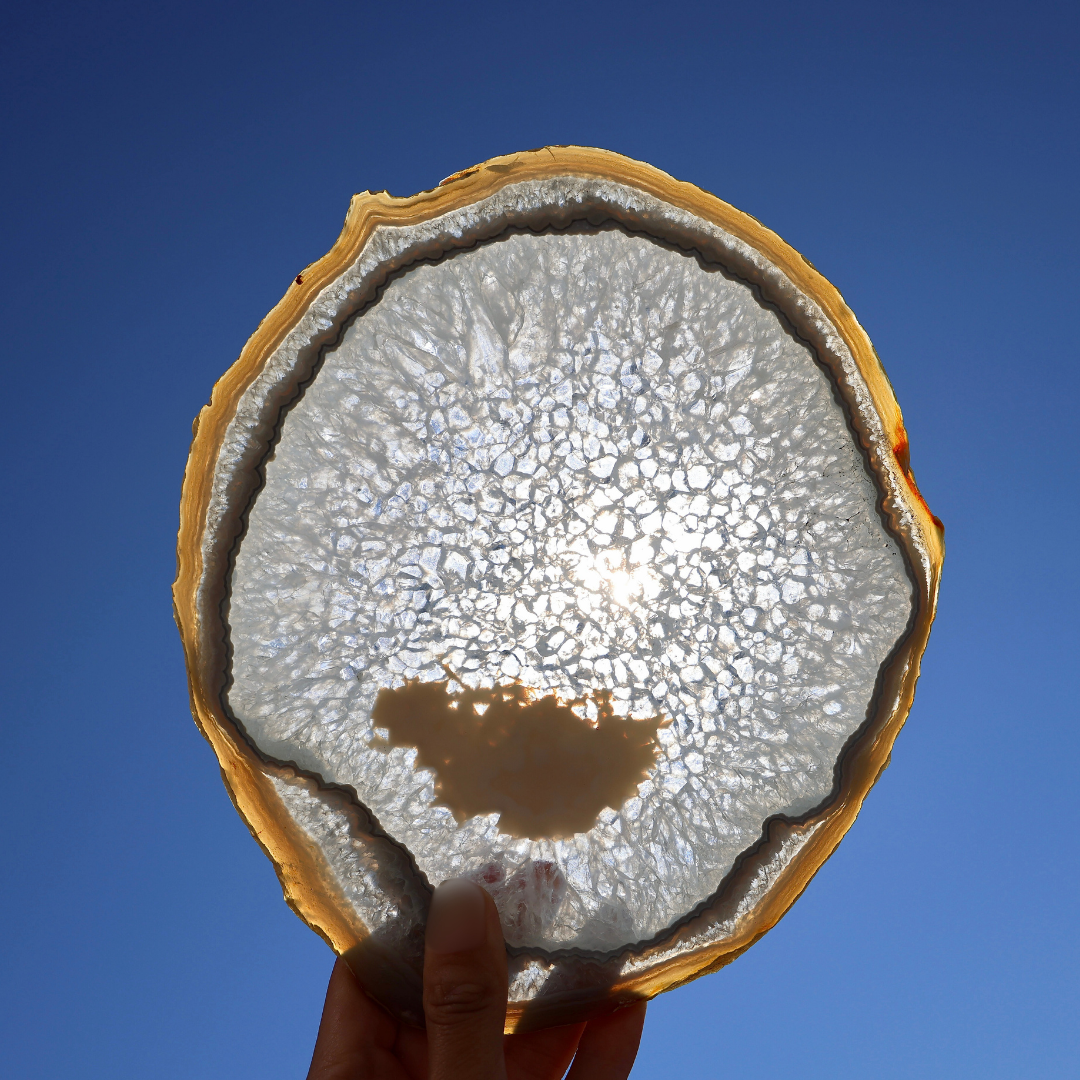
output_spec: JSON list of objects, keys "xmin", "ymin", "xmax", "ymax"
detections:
[{"xmin": 427, "ymin": 878, "xmax": 487, "ymax": 955}]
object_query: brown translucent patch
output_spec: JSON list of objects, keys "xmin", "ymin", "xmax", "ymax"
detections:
[{"xmin": 370, "ymin": 675, "xmax": 666, "ymax": 839}]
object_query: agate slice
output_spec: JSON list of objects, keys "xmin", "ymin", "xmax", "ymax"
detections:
[{"xmin": 174, "ymin": 148, "xmax": 942, "ymax": 1030}]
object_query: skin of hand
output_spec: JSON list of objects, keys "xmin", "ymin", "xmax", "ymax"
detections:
[{"xmin": 307, "ymin": 878, "xmax": 646, "ymax": 1080}]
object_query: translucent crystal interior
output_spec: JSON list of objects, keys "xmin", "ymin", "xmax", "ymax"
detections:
[{"xmin": 227, "ymin": 227, "xmax": 912, "ymax": 951}]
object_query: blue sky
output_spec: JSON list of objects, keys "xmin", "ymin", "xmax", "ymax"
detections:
[{"xmin": 1, "ymin": 2, "xmax": 1077, "ymax": 1076}]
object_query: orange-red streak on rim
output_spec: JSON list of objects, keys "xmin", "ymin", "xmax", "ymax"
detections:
[{"xmin": 892, "ymin": 431, "xmax": 944, "ymax": 533}]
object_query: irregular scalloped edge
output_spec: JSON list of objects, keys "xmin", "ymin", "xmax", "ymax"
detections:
[{"xmin": 174, "ymin": 147, "xmax": 943, "ymax": 1032}]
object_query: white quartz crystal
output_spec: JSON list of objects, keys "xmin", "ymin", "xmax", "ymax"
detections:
[{"xmin": 227, "ymin": 227, "xmax": 912, "ymax": 951}]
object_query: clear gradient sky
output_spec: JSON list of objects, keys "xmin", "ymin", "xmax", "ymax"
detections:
[{"xmin": 2, "ymin": 2, "xmax": 1077, "ymax": 1077}]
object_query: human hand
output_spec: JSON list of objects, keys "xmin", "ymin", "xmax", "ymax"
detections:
[{"xmin": 307, "ymin": 878, "xmax": 646, "ymax": 1080}]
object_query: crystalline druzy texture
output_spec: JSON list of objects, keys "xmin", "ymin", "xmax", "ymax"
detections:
[{"xmin": 227, "ymin": 228, "xmax": 912, "ymax": 951}]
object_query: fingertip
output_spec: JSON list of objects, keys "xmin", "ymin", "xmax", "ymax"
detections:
[
  {"xmin": 426, "ymin": 878, "xmax": 489, "ymax": 955},
  {"xmin": 307, "ymin": 957, "xmax": 398, "ymax": 1079},
  {"xmin": 565, "ymin": 1000, "xmax": 647, "ymax": 1080}
]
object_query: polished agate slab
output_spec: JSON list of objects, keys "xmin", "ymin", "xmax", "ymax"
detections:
[{"xmin": 176, "ymin": 149, "xmax": 941, "ymax": 1029}]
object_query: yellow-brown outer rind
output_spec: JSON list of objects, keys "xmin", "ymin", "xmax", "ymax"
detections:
[{"xmin": 174, "ymin": 146, "xmax": 943, "ymax": 1031}]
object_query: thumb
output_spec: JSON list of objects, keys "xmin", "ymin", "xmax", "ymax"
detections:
[{"xmin": 423, "ymin": 879, "xmax": 509, "ymax": 1080}]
